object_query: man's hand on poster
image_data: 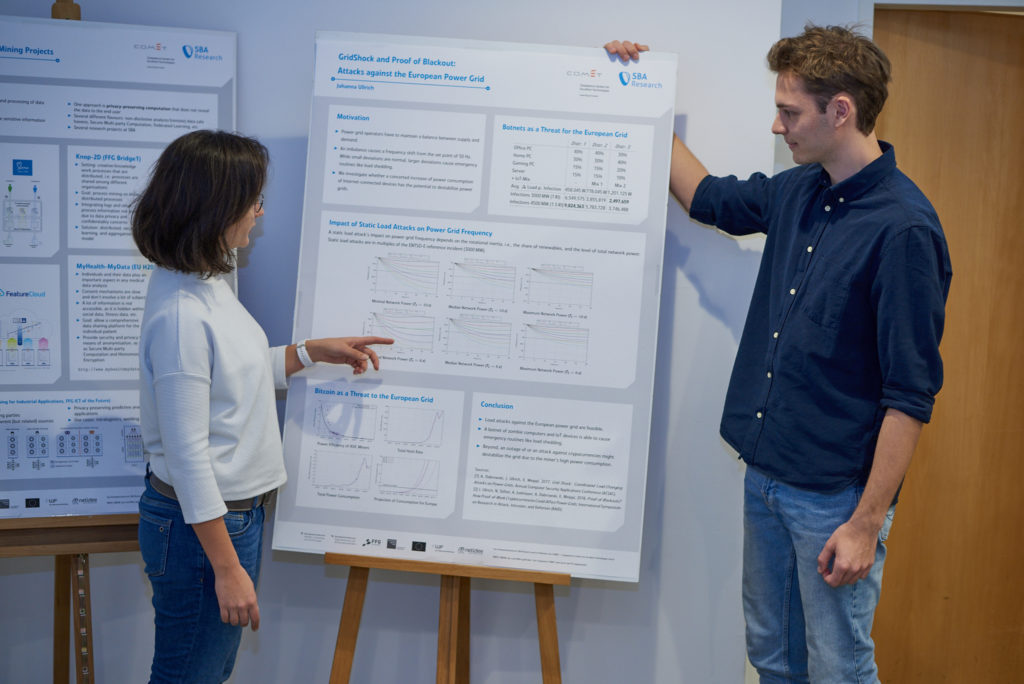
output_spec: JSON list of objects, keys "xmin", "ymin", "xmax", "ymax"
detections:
[{"xmin": 604, "ymin": 40, "xmax": 649, "ymax": 62}]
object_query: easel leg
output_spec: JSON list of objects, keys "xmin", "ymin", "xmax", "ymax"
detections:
[
  {"xmin": 329, "ymin": 566, "xmax": 369, "ymax": 684},
  {"xmin": 534, "ymin": 583, "xmax": 562, "ymax": 684},
  {"xmin": 54, "ymin": 554, "xmax": 71, "ymax": 684},
  {"xmin": 437, "ymin": 575, "xmax": 470, "ymax": 684},
  {"xmin": 70, "ymin": 553, "xmax": 94, "ymax": 684}
]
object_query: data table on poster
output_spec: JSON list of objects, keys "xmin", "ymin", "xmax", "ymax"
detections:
[{"xmin": 489, "ymin": 116, "xmax": 654, "ymax": 224}]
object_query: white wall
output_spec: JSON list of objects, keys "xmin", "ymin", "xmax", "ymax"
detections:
[
  {"xmin": 0, "ymin": 2, "xmax": 786, "ymax": 682},
  {"xmin": 770, "ymin": 0, "xmax": 1024, "ymax": 176}
]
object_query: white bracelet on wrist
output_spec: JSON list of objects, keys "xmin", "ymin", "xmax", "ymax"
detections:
[{"xmin": 295, "ymin": 339, "xmax": 314, "ymax": 368}]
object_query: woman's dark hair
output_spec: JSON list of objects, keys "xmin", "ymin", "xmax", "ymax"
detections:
[{"xmin": 132, "ymin": 130, "xmax": 268, "ymax": 276}]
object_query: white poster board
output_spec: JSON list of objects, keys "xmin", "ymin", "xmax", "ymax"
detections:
[
  {"xmin": 0, "ymin": 16, "xmax": 236, "ymax": 518},
  {"xmin": 274, "ymin": 32, "xmax": 676, "ymax": 581}
]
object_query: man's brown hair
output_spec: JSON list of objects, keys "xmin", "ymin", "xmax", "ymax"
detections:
[
  {"xmin": 132, "ymin": 130, "xmax": 268, "ymax": 276},
  {"xmin": 767, "ymin": 24, "xmax": 892, "ymax": 134}
]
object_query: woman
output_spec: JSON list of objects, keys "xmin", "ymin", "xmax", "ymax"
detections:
[{"xmin": 132, "ymin": 130, "xmax": 391, "ymax": 683}]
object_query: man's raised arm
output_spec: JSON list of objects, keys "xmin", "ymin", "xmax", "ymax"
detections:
[
  {"xmin": 604, "ymin": 40, "xmax": 709, "ymax": 212},
  {"xmin": 669, "ymin": 134, "xmax": 709, "ymax": 213}
]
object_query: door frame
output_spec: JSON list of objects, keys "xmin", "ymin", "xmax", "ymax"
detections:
[{"xmin": 858, "ymin": 0, "xmax": 1024, "ymax": 35}]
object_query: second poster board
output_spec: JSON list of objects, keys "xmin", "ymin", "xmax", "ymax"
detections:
[{"xmin": 0, "ymin": 16, "xmax": 237, "ymax": 523}]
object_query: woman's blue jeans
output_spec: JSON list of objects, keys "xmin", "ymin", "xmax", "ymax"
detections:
[
  {"xmin": 138, "ymin": 476, "xmax": 265, "ymax": 684},
  {"xmin": 743, "ymin": 465, "xmax": 895, "ymax": 683}
]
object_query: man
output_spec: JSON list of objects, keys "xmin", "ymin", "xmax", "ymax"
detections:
[{"xmin": 607, "ymin": 26, "xmax": 951, "ymax": 683}]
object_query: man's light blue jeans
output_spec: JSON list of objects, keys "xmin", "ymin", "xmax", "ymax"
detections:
[
  {"xmin": 138, "ymin": 476, "xmax": 265, "ymax": 684},
  {"xmin": 743, "ymin": 466, "xmax": 895, "ymax": 683}
]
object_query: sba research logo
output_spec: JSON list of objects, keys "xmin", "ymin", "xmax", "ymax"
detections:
[
  {"xmin": 182, "ymin": 44, "xmax": 221, "ymax": 61},
  {"xmin": 618, "ymin": 70, "xmax": 662, "ymax": 89}
]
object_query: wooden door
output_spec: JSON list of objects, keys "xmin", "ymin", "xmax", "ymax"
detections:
[{"xmin": 871, "ymin": 9, "xmax": 1024, "ymax": 682}]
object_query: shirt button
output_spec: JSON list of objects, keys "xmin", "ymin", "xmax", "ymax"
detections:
[
  {"xmin": 756, "ymin": 412, "xmax": 763, "ymax": 419},
  {"xmin": 839, "ymin": 197, "xmax": 845, "ymax": 203},
  {"xmin": 807, "ymin": 246, "xmax": 813, "ymax": 253},
  {"xmin": 789, "ymin": 288, "xmax": 796, "ymax": 295},
  {"xmin": 825, "ymin": 205, "xmax": 832, "ymax": 212},
  {"xmin": 767, "ymin": 371, "xmax": 772, "ymax": 378},
  {"xmin": 773, "ymin": 331, "xmax": 779, "ymax": 339}
]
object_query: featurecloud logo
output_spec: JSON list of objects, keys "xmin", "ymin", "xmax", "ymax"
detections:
[{"xmin": 0, "ymin": 287, "xmax": 45, "ymax": 298}]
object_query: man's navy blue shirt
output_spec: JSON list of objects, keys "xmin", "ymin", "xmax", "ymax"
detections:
[{"xmin": 690, "ymin": 142, "xmax": 951, "ymax": 491}]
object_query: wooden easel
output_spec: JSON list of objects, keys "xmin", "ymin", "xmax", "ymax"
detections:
[
  {"xmin": 50, "ymin": 0, "xmax": 82, "ymax": 20},
  {"xmin": 0, "ymin": 514, "xmax": 139, "ymax": 684},
  {"xmin": 324, "ymin": 553, "xmax": 571, "ymax": 684}
]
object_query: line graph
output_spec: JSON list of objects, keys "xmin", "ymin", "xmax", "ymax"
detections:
[
  {"xmin": 371, "ymin": 256, "xmax": 440, "ymax": 296},
  {"xmin": 449, "ymin": 261, "xmax": 515, "ymax": 301},
  {"xmin": 313, "ymin": 401, "xmax": 377, "ymax": 442},
  {"xmin": 365, "ymin": 312, "xmax": 435, "ymax": 351},
  {"xmin": 444, "ymin": 318, "xmax": 512, "ymax": 357},
  {"xmin": 383, "ymin": 406, "xmax": 444, "ymax": 446},
  {"xmin": 310, "ymin": 449, "xmax": 373, "ymax": 491},
  {"xmin": 521, "ymin": 323, "xmax": 590, "ymax": 364},
  {"xmin": 376, "ymin": 456, "xmax": 440, "ymax": 496},
  {"xmin": 525, "ymin": 267, "xmax": 594, "ymax": 307}
]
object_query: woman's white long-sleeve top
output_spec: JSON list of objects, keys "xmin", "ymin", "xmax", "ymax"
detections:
[{"xmin": 139, "ymin": 267, "xmax": 288, "ymax": 524}]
